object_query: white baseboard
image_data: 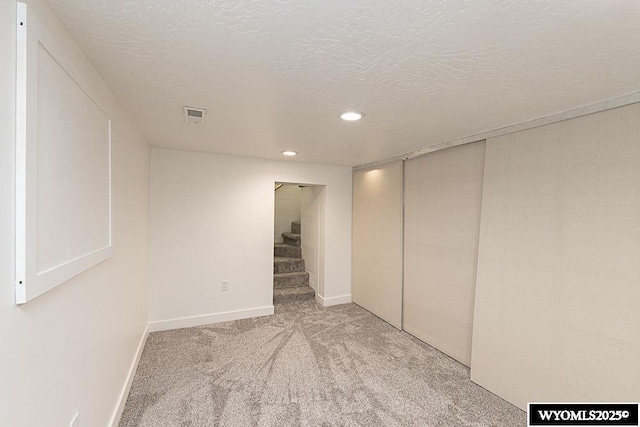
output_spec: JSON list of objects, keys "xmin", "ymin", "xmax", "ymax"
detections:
[
  {"xmin": 148, "ymin": 305, "xmax": 274, "ymax": 332},
  {"xmin": 316, "ymin": 294, "xmax": 352, "ymax": 307},
  {"xmin": 109, "ymin": 323, "xmax": 149, "ymax": 427}
]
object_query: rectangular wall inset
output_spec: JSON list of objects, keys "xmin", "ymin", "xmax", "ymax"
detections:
[{"xmin": 15, "ymin": 3, "xmax": 112, "ymax": 304}]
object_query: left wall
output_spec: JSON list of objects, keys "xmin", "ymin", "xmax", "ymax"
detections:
[{"xmin": 0, "ymin": 1, "xmax": 150, "ymax": 426}]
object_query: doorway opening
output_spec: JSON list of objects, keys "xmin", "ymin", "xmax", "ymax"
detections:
[{"xmin": 273, "ymin": 182, "xmax": 326, "ymax": 305}]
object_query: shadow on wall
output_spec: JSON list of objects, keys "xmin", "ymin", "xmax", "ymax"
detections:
[{"xmin": 274, "ymin": 184, "xmax": 301, "ymax": 244}]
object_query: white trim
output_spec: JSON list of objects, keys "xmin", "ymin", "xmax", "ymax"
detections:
[
  {"xmin": 148, "ymin": 306, "xmax": 274, "ymax": 332},
  {"xmin": 14, "ymin": 4, "xmax": 113, "ymax": 304},
  {"xmin": 15, "ymin": 2, "xmax": 27, "ymax": 303},
  {"xmin": 353, "ymin": 91, "xmax": 640, "ymax": 171},
  {"xmin": 316, "ymin": 294, "xmax": 352, "ymax": 307},
  {"xmin": 108, "ymin": 324, "xmax": 149, "ymax": 427}
]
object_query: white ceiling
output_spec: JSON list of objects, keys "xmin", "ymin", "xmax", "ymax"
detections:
[{"xmin": 45, "ymin": 0, "xmax": 640, "ymax": 167}]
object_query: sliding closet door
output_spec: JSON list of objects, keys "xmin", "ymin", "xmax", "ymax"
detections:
[
  {"xmin": 403, "ymin": 141, "xmax": 485, "ymax": 366},
  {"xmin": 352, "ymin": 161, "xmax": 403, "ymax": 329},
  {"xmin": 471, "ymin": 103, "xmax": 640, "ymax": 409}
]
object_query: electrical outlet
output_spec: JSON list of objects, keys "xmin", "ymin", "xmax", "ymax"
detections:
[
  {"xmin": 70, "ymin": 412, "xmax": 80, "ymax": 427},
  {"xmin": 222, "ymin": 280, "xmax": 229, "ymax": 292}
]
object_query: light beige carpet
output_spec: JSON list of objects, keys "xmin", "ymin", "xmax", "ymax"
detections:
[{"xmin": 120, "ymin": 301, "xmax": 525, "ymax": 426}]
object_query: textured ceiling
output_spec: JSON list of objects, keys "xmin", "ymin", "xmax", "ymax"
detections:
[{"xmin": 45, "ymin": 0, "xmax": 640, "ymax": 167}]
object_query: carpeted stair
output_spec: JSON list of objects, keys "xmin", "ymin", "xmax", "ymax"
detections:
[{"xmin": 273, "ymin": 221, "xmax": 315, "ymax": 303}]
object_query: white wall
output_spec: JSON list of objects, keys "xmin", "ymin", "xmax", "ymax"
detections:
[
  {"xmin": 403, "ymin": 141, "xmax": 485, "ymax": 366},
  {"xmin": 301, "ymin": 186, "xmax": 325, "ymax": 292},
  {"xmin": 149, "ymin": 148, "xmax": 352, "ymax": 329},
  {"xmin": 471, "ymin": 103, "xmax": 640, "ymax": 409},
  {"xmin": 352, "ymin": 162, "xmax": 404, "ymax": 329},
  {"xmin": 274, "ymin": 184, "xmax": 301, "ymax": 244},
  {"xmin": 0, "ymin": 1, "xmax": 150, "ymax": 426}
]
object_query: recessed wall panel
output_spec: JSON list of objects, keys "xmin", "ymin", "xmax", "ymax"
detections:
[
  {"xmin": 15, "ymin": 3, "xmax": 112, "ymax": 303},
  {"xmin": 36, "ymin": 44, "xmax": 111, "ymax": 273}
]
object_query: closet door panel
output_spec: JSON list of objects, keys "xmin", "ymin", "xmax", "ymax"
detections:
[
  {"xmin": 471, "ymin": 103, "xmax": 640, "ymax": 409},
  {"xmin": 403, "ymin": 141, "xmax": 485, "ymax": 366},
  {"xmin": 352, "ymin": 161, "xmax": 403, "ymax": 329}
]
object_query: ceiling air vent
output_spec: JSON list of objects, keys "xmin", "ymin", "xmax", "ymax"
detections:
[{"xmin": 184, "ymin": 106, "xmax": 206, "ymax": 124}]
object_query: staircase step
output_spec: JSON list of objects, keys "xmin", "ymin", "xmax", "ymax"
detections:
[
  {"xmin": 282, "ymin": 232, "xmax": 301, "ymax": 247},
  {"xmin": 273, "ymin": 285, "xmax": 315, "ymax": 303},
  {"xmin": 274, "ymin": 243, "xmax": 301, "ymax": 258},
  {"xmin": 291, "ymin": 221, "xmax": 301, "ymax": 234},
  {"xmin": 274, "ymin": 257, "xmax": 305, "ymax": 274},
  {"xmin": 274, "ymin": 271, "xmax": 309, "ymax": 288}
]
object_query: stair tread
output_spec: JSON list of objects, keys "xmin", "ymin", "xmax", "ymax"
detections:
[
  {"xmin": 274, "ymin": 243, "xmax": 302, "ymax": 258},
  {"xmin": 273, "ymin": 271, "xmax": 308, "ymax": 278},
  {"xmin": 274, "ymin": 286, "xmax": 314, "ymax": 296},
  {"xmin": 274, "ymin": 221, "xmax": 307, "ymax": 301},
  {"xmin": 273, "ymin": 270, "xmax": 309, "ymax": 289},
  {"xmin": 273, "ymin": 285, "xmax": 315, "ymax": 302},
  {"xmin": 281, "ymin": 232, "xmax": 301, "ymax": 240},
  {"xmin": 274, "ymin": 257, "xmax": 306, "ymax": 274},
  {"xmin": 274, "ymin": 257, "xmax": 303, "ymax": 263}
]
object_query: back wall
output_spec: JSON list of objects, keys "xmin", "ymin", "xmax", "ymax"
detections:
[{"xmin": 149, "ymin": 148, "xmax": 352, "ymax": 329}]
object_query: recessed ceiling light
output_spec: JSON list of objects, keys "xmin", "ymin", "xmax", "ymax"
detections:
[
  {"xmin": 340, "ymin": 111, "xmax": 364, "ymax": 121},
  {"xmin": 282, "ymin": 151, "xmax": 297, "ymax": 156}
]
